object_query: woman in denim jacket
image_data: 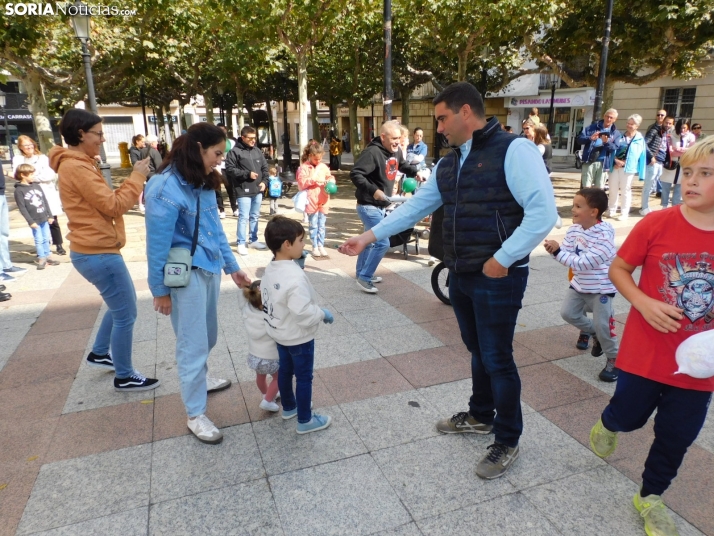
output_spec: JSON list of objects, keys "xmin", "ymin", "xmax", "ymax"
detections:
[{"xmin": 145, "ymin": 123, "xmax": 252, "ymax": 445}]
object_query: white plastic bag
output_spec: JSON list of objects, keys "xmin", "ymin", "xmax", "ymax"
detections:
[
  {"xmin": 292, "ymin": 190, "xmax": 307, "ymax": 213},
  {"xmin": 675, "ymin": 330, "xmax": 714, "ymax": 379}
]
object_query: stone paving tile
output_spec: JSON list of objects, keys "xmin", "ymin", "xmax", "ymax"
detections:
[
  {"xmin": 341, "ymin": 304, "xmax": 413, "ymax": 333},
  {"xmin": 341, "ymin": 391, "xmax": 443, "ymax": 451},
  {"xmin": 152, "ymin": 393, "xmax": 191, "ymax": 442},
  {"xmin": 519, "ymin": 362, "xmax": 605, "ymax": 412},
  {"xmin": 394, "ymin": 298, "xmax": 455, "ymax": 325},
  {"xmin": 154, "ymin": 352, "xmax": 236, "ymax": 398},
  {"xmin": 9, "ymin": 327, "xmax": 92, "ymax": 360},
  {"xmin": 523, "ymin": 465, "xmax": 704, "ymax": 536},
  {"xmin": 372, "ymin": 434, "xmax": 515, "ymax": 520},
  {"xmin": 270, "ymin": 455, "xmax": 411, "ymax": 536},
  {"xmin": 149, "ymin": 480, "xmax": 282, "ymax": 536},
  {"xmin": 27, "ymin": 307, "xmax": 100, "ymax": 336},
  {"xmin": 416, "ymin": 491, "xmax": 560, "ymax": 535},
  {"xmin": 366, "ymin": 325, "xmax": 443, "ymax": 357},
  {"xmin": 386, "ymin": 346, "xmax": 470, "ymax": 388},
  {"xmin": 553, "ymin": 354, "xmax": 617, "ymax": 397},
  {"xmin": 0, "ymin": 377, "xmax": 73, "ymax": 424},
  {"xmin": 0, "ymin": 417, "xmax": 57, "ymax": 465},
  {"xmin": 16, "ymin": 444, "xmax": 152, "ymax": 535},
  {"xmin": 62, "ymin": 365, "xmax": 156, "ymax": 414},
  {"xmin": 328, "ymin": 290, "xmax": 391, "ymax": 313},
  {"xmin": 696, "ymin": 410, "xmax": 714, "ymax": 455},
  {"xmin": 0, "ymin": 349, "xmax": 80, "ymax": 390},
  {"xmin": 32, "ymin": 507, "xmax": 149, "ymax": 536},
  {"xmin": 317, "ymin": 358, "xmax": 414, "ymax": 405},
  {"xmin": 0, "ymin": 288, "xmax": 56, "ymax": 306},
  {"xmin": 253, "ymin": 404, "xmax": 367, "ymax": 476},
  {"xmin": 539, "ymin": 393, "xmax": 615, "ymax": 454},
  {"xmin": 45, "ymin": 401, "xmax": 154, "ymax": 463},
  {"xmin": 0, "ymin": 462, "xmax": 42, "ymax": 536},
  {"xmin": 314, "ymin": 333, "xmax": 383, "ymax": 368},
  {"xmin": 505, "ymin": 412, "xmax": 606, "ymax": 491},
  {"xmin": 370, "ymin": 523, "xmax": 423, "ymax": 536},
  {"xmin": 514, "ymin": 323, "xmax": 584, "ymax": 361},
  {"xmin": 150, "ymin": 424, "xmax": 264, "ymax": 504}
]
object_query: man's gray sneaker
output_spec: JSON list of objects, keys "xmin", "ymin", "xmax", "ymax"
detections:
[
  {"xmin": 356, "ymin": 279, "xmax": 378, "ymax": 294},
  {"xmin": 476, "ymin": 443, "xmax": 519, "ymax": 479},
  {"xmin": 436, "ymin": 412, "xmax": 493, "ymax": 434}
]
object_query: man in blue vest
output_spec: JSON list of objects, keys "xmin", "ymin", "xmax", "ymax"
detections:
[{"xmin": 339, "ymin": 82, "xmax": 556, "ymax": 479}]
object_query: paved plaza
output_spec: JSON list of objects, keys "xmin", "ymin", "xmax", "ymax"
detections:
[{"xmin": 1, "ymin": 167, "xmax": 712, "ymax": 535}]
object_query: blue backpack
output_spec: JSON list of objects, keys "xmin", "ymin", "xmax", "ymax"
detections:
[{"xmin": 268, "ymin": 177, "xmax": 282, "ymax": 198}]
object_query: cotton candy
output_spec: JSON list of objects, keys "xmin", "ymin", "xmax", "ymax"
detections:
[{"xmin": 675, "ymin": 330, "xmax": 714, "ymax": 379}]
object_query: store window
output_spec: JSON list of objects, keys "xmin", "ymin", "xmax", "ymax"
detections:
[{"xmin": 662, "ymin": 88, "xmax": 696, "ymax": 121}]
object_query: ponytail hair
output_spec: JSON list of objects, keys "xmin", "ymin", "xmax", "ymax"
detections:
[
  {"xmin": 243, "ymin": 280, "xmax": 262, "ymax": 310},
  {"xmin": 301, "ymin": 140, "xmax": 324, "ymax": 163},
  {"xmin": 157, "ymin": 123, "xmax": 225, "ymax": 189}
]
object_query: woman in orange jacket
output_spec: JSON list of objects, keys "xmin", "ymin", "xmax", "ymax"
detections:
[{"xmin": 296, "ymin": 141, "xmax": 335, "ymax": 258}]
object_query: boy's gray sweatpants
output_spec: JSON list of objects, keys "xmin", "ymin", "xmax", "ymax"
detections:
[{"xmin": 560, "ymin": 288, "xmax": 619, "ymax": 358}]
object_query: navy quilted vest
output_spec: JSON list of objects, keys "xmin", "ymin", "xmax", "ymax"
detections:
[{"xmin": 436, "ymin": 117, "xmax": 527, "ymax": 273}]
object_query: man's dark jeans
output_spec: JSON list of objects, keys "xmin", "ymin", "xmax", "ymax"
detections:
[{"xmin": 449, "ymin": 267, "xmax": 528, "ymax": 448}]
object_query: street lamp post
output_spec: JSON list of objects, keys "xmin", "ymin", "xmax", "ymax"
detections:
[
  {"xmin": 70, "ymin": 0, "xmax": 112, "ymax": 187},
  {"xmin": 546, "ymin": 71, "xmax": 560, "ymax": 136},
  {"xmin": 137, "ymin": 76, "xmax": 148, "ymax": 135},
  {"xmin": 280, "ymin": 73, "xmax": 294, "ymax": 182},
  {"xmin": 217, "ymin": 86, "xmax": 225, "ymax": 125},
  {"xmin": 592, "ymin": 0, "xmax": 614, "ymax": 122},
  {"xmin": 383, "ymin": 0, "xmax": 393, "ymax": 122},
  {"xmin": 0, "ymin": 91, "xmax": 14, "ymax": 161}
]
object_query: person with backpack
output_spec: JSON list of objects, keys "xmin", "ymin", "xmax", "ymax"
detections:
[{"xmin": 267, "ymin": 165, "xmax": 283, "ymax": 215}]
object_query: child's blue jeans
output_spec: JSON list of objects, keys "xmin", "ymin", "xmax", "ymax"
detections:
[
  {"xmin": 31, "ymin": 221, "xmax": 51, "ymax": 258},
  {"xmin": 602, "ymin": 370, "xmax": 712, "ymax": 495},
  {"xmin": 308, "ymin": 212, "xmax": 326, "ymax": 248},
  {"xmin": 277, "ymin": 340, "xmax": 315, "ymax": 423}
]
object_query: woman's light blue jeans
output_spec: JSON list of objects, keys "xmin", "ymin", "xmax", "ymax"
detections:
[
  {"xmin": 355, "ymin": 204, "xmax": 389, "ymax": 282},
  {"xmin": 308, "ymin": 211, "xmax": 327, "ymax": 248},
  {"xmin": 660, "ymin": 182, "xmax": 681, "ymax": 208},
  {"xmin": 170, "ymin": 268, "xmax": 220, "ymax": 418},
  {"xmin": 236, "ymin": 194, "xmax": 263, "ymax": 245},
  {"xmin": 70, "ymin": 252, "xmax": 137, "ymax": 378}
]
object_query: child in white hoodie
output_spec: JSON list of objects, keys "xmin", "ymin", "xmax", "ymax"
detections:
[
  {"xmin": 240, "ymin": 281, "xmax": 281, "ymax": 412},
  {"xmin": 261, "ymin": 216, "xmax": 334, "ymax": 434}
]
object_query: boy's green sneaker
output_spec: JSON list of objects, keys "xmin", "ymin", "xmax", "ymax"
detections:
[
  {"xmin": 589, "ymin": 418, "xmax": 618, "ymax": 458},
  {"xmin": 633, "ymin": 492, "xmax": 679, "ymax": 536}
]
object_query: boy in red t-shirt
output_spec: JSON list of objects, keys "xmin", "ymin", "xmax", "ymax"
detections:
[{"xmin": 589, "ymin": 137, "xmax": 714, "ymax": 536}]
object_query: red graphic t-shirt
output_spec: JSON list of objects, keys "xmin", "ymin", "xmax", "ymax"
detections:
[{"xmin": 616, "ymin": 207, "xmax": 714, "ymax": 391}]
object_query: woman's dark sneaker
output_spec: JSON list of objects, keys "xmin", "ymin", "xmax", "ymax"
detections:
[
  {"xmin": 576, "ymin": 333, "xmax": 590, "ymax": 350},
  {"xmin": 591, "ymin": 336, "xmax": 603, "ymax": 357},
  {"xmin": 86, "ymin": 352, "xmax": 114, "ymax": 370},
  {"xmin": 114, "ymin": 372, "xmax": 160, "ymax": 392}
]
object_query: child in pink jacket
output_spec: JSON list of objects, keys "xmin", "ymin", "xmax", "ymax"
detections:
[{"xmin": 296, "ymin": 141, "xmax": 335, "ymax": 258}]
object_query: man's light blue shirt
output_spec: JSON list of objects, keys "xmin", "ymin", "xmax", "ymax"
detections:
[{"xmin": 371, "ymin": 137, "xmax": 557, "ymax": 268}]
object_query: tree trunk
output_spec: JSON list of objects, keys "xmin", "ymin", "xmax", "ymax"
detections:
[
  {"xmin": 234, "ymin": 81, "xmax": 245, "ymax": 130},
  {"xmin": 401, "ymin": 88, "xmax": 411, "ymax": 127},
  {"xmin": 164, "ymin": 103, "xmax": 176, "ymax": 143},
  {"xmin": 155, "ymin": 108, "xmax": 166, "ymax": 140},
  {"xmin": 348, "ymin": 98, "xmax": 361, "ymax": 157},
  {"xmin": 457, "ymin": 51, "xmax": 468, "ymax": 82},
  {"xmin": 310, "ymin": 97, "xmax": 320, "ymax": 141},
  {"xmin": 204, "ymin": 93, "xmax": 215, "ymax": 124},
  {"xmin": 179, "ymin": 97, "xmax": 189, "ymax": 131},
  {"xmin": 296, "ymin": 52, "xmax": 309, "ymax": 153},
  {"xmin": 267, "ymin": 101, "xmax": 277, "ymax": 157},
  {"xmin": 24, "ymin": 70, "xmax": 54, "ymax": 153},
  {"xmin": 330, "ymin": 104, "xmax": 338, "ymax": 137}
]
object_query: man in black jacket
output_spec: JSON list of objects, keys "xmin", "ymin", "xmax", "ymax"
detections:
[
  {"xmin": 225, "ymin": 126, "xmax": 269, "ymax": 255},
  {"xmin": 640, "ymin": 109, "xmax": 667, "ymax": 214},
  {"xmin": 350, "ymin": 120, "xmax": 419, "ymax": 293}
]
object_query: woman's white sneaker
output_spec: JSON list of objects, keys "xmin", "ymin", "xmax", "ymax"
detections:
[{"xmin": 187, "ymin": 414, "xmax": 223, "ymax": 444}]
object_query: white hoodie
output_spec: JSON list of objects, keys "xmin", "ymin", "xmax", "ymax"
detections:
[
  {"xmin": 261, "ymin": 260, "xmax": 325, "ymax": 345},
  {"xmin": 238, "ymin": 293, "xmax": 279, "ymax": 361}
]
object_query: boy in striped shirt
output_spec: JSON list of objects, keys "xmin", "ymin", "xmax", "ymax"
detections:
[{"xmin": 544, "ymin": 188, "xmax": 619, "ymax": 381}]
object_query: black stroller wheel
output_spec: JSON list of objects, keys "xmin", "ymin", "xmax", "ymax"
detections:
[{"xmin": 431, "ymin": 261, "xmax": 451, "ymax": 306}]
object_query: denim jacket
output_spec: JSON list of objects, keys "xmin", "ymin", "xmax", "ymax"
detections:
[{"xmin": 145, "ymin": 166, "xmax": 240, "ymax": 297}]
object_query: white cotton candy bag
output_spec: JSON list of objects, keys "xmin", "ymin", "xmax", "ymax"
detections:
[{"xmin": 675, "ymin": 330, "xmax": 714, "ymax": 379}]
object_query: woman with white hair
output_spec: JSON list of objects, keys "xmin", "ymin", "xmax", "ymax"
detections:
[{"xmin": 605, "ymin": 114, "xmax": 647, "ymax": 221}]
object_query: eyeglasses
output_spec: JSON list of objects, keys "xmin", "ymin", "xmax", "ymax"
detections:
[
  {"xmin": 87, "ymin": 130, "xmax": 105, "ymax": 138},
  {"xmin": 692, "ymin": 127, "xmax": 702, "ymax": 130},
  {"xmin": 244, "ymin": 136, "xmax": 256, "ymax": 141},
  {"xmin": 656, "ymin": 114, "xmax": 666, "ymax": 117}
]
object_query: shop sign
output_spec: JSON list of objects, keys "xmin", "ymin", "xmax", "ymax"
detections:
[
  {"xmin": 0, "ymin": 112, "xmax": 33, "ymax": 121},
  {"xmin": 505, "ymin": 90, "xmax": 595, "ymax": 108}
]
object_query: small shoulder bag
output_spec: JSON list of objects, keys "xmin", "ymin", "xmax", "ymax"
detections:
[{"xmin": 163, "ymin": 191, "xmax": 200, "ymax": 288}]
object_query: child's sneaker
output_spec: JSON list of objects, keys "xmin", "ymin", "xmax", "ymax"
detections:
[
  {"xmin": 591, "ymin": 336, "xmax": 603, "ymax": 356},
  {"xmin": 576, "ymin": 333, "xmax": 590, "ymax": 350},
  {"xmin": 633, "ymin": 492, "xmax": 679, "ymax": 536},
  {"xmin": 187, "ymin": 414, "xmax": 223, "ymax": 444},
  {"xmin": 86, "ymin": 351, "xmax": 114, "ymax": 370},
  {"xmin": 589, "ymin": 418, "xmax": 618, "ymax": 458},
  {"xmin": 114, "ymin": 372, "xmax": 160, "ymax": 392},
  {"xmin": 296, "ymin": 414, "xmax": 332, "ymax": 434},
  {"xmin": 46, "ymin": 258, "xmax": 60, "ymax": 266},
  {"xmin": 599, "ymin": 358, "xmax": 619, "ymax": 382},
  {"xmin": 259, "ymin": 398, "xmax": 280, "ymax": 412}
]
